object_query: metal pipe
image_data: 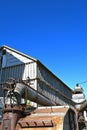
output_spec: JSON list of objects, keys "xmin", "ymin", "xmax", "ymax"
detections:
[{"xmin": 14, "ymin": 82, "xmax": 56, "ymax": 106}]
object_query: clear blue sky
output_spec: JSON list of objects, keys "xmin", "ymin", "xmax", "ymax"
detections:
[{"xmin": 0, "ymin": 0, "xmax": 87, "ymax": 97}]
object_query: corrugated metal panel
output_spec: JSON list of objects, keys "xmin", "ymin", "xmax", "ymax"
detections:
[
  {"xmin": 37, "ymin": 63, "xmax": 74, "ymax": 106},
  {"xmin": 0, "ymin": 62, "xmax": 37, "ymax": 107},
  {"xmin": 1, "ymin": 64, "xmax": 25, "ymax": 83},
  {"xmin": 0, "ymin": 62, "xmax": 74, "ymax": 106},
  {"xmin": 37, "ymin": 63, "xmax": 72, "ymax": 97},
  {"xmin": 26, "ymin": 62, "xmax": 37, "ymax": 80},
  {"xmin": 0, "ymin": 62, "xmax": 37, "ymax": 83}
]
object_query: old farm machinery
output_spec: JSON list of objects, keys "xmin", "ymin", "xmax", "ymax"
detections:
[{"xmin": 0, "ymin": 79, "xmax": 87, "ymax": 130}]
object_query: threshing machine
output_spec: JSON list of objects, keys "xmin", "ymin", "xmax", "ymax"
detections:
[{"xmin": 0, "ymin": 79, "xmax": 87, "ymax": 130}]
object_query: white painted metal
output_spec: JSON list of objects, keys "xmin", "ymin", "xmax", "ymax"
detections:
[{"xmin": 84, "ymin": 111, "xmax": 87, "ymax": 121}]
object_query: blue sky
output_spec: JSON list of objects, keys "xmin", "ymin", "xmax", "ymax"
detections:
[{"xmin": 0, "ymin": 0, "xmax": 87, "ymax": 97}]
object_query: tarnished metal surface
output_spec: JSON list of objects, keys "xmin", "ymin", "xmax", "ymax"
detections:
[
  {"xmin": 1, "ymin": 112, "xmax": 21, "ymax": 130},
  {"xmin": 0, "ymin": 104, "xmax": 23, "ymax": 130},
  {"xmin": 14, "ymin": 82, "xmax": 56, "ymax": 106},
  {"xmin": 0, "ymin": 76, "xmax": 79, "ymax": 130},
  {"xmin": 16, "ymin": 106, "xmax": 69, "ymax": 130}
]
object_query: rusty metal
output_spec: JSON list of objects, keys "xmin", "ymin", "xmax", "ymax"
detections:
[
  {"xmin": 18, "ymin": 120, "xmax": 54, "ymax": 128},
  {"xmin": 1, "ymin": 79, "xmax": 87, "ymax": 130},
  {"xmin": 2, "ymin": 112, "xmax": 21, "ymax": 130},
  {"xmin": 1, "ymin": 103, "xmax": 23, "ymax": 130},
  {"xmin": 3, "ymin": 104, "xmax": 23, "ymax": 113},
  {"xmin": 15, "ymin": 106, "xmax": 78, "ymax": 130},
  {"xmin": 0, "ymin": 80, "xmax": 24, "ymax": 130},
  {"xmin": 1, "ymin": 45, "xmax": 87, "ymax": 130}
]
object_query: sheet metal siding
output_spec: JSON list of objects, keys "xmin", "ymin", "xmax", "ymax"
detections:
[
  {"xmin": 37, "ymin": 80, "xmax": 72, "ymax": 106},
  {"xmin": 0, "ymin": 46, "xmax": 37, "ymax": 86},
  {"xmin": 0, "ymin": 61, "xmax": 73, "ymax": 106},
  {"xmin": 37, "ymin": 81, "xmax": 65, "ymax": 105},
  {"xmin": 1, "ymin": 64, "xmax": 25, "ymax": 82},
  {"xmin": 3, "ymin": 63, "xmax": 37, "ymax": 86},
  {"xmin": 0, "ymin": 62, "xmax": 37, "ymax": 92},
  {"xmin": 0, "ymin": 64, "xmax": 25, "ymax": 96},
  {"xmin": 37, "ymin": 63, "xmax": 73, "ymax": 106},
  {"xmin": 37, "ymin": 63, "xmax": 72, "ymax": 98}
]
